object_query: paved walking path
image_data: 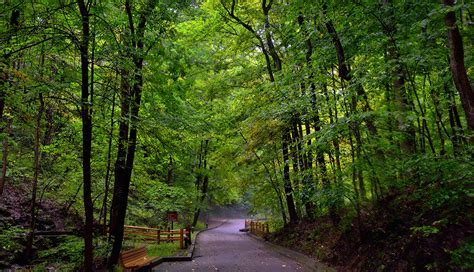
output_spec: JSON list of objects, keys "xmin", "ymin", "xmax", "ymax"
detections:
[{"xmin": 153, "ymin": 219, "xmax": 332, "ymax": 272}]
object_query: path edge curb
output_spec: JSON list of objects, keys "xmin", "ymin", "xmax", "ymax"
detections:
[{"xmin": 246, "ymin": 232, "xmax": 335, "ymax": 272}]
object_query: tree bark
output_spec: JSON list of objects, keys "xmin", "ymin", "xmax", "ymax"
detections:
[
  {"xmin": 167, "ymin": 156, "xmax": 174, "ymax": 186},
  {"xmin": 444, "ymin": 0, "xmax": 474, "ymax": 139},
  {"xmin": 77, "ymin": 0, "xmax": 94, "ymax": 270},
  {"xmin": 221, "ymin": 0, "xmax": 275, "ymax": 81},
  {"xmin": 0, "ymin": 6, "xmax": 21, "ymax": 196},
  {"xmin": 222, "ymin": 0, "xmax": 299, "ymax": 224},
  {"xmin": 192, "ymin": 140, "xmax": 209, "ymax": 227},
  {"xmin": 108, "ymin": 0, "xmax": 157, "ymax": 266},
  {"xmin": 0, "ymin": 118, "xmax": 11, "ymax": 196},
  {"xmin": 100, "ymin": 92, "xmax": 116, "ymax": 230},
  {"xmin": 23, "ymin": 94, "xmax": 44, "ymax": 262},
  {"xmin": 239, "ymin": 132, "xmax": 288, "ymax": 225},
  {"xmin": 282, "ymin": 129, "xmax": 299, "ymax": 224},
  {"xmin": 383, "ymin": 0, "xmax": 416, "ymax": 153}
]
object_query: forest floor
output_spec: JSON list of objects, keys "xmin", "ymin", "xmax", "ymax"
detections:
[
  {"xmin": 154, "ymin": 218, "xmax": 332, "ymax": 272},
  {"xmin": 0, "ymin": 182, "xmax": 84, "ymax": 268},
  {"xmin": 268, "ymin": 185, "xmax": 474, "ymax": 271}
]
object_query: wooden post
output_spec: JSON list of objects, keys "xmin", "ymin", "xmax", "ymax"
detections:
[
  {"xmin": 168, "ymin": 227, "xmax": 171, "ymax": 242},
  {"xmin": 179, "ymin": 228, "xmax": 184, "ymax": 249},
  {"xmin": 157, "ymin": 229, "xmax": 161, "ymax": 244},
  {"xmin": 186, "ymin": 225, "xmax": 191, "ymax": 241},
  {"xmin": 266, "ymin": 223, "xmax": 269, "ymax": 234}
]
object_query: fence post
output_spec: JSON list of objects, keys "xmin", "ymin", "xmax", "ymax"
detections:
[
  {"xmin": 179, "ymin": 228, "xmax": 184, "ymax": 249},
  {"xmin": 157, "ymin": 229, "xmax": 161, "ymax": 244},
  {"xmin": 186, "ymin": 225, "xmax": 191, "ymax": 241}
]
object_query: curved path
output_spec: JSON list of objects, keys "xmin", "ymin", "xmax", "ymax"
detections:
[{"xmin": 153, "ymin": 219, "xmax": 332, "ymax": 272}]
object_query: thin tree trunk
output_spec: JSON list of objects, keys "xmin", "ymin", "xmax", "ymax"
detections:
[
  {"xmin": 290, "ymin": 120, "xmax": 303, "ymax": 218},
  {"xmin": 223, "ymin": 0, "xmax": 299, "ymax": 223},
  {"xmin": 446, "ymin": 81, "xmax": 464, "ymax": 154},
  {"xmin": 191, "ymin": 141, "xmax": 203, "ymax": 227},
  {"xmin": 282, "ymin": 129, "xmax": 299, "ymax": 224},
  {"xmin": 0, "ymin": 118, "xmax": 11, "ymax": 196},
  {"xmin": 192, "ymin": 139, "xmax": 209, "ymax": 227},
  {"xmin": 240, "ymin": 132, "xmax": 287, "ymax": 225},
  {"xmin": 323, "ymin": 10, "xmax": 377, "ymax": 136},
  {"xmin": 383, "ymin": 0, "xmax": 416, "ymax": 153},
  {"xmin": 23, "ymin": 93, "xmax": 44, "ymax": 262},
  {"xmin": 0, "ymin": 6, "xmax": 21, "ymax": 196},
  {"xmin": 0, "ymin": 6, "xmax": 21, "ymax": 122},
  {"xmin": 167, "ymin": 156, "xmax": 174, "ymax": 186},
  {"xmin": 100, "ymin": 92, "xmax": 116, "ymax": 230}
]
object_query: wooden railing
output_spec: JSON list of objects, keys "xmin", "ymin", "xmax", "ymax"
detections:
[
  {"xmin": 107, "ymin": 225, "xmax": 191, "ymax": 249},
  {"xmin": 245, "ymin": 220, "xmax": 269, "ymax": 236}
]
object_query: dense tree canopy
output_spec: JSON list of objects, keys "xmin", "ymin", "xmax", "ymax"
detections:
[{"xmin": 0, "ymin": 0, "xmax": 472, "ymax": 270}]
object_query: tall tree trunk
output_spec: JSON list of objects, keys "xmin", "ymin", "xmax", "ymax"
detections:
[
  {"xmin": 77, "ymin": 0, "xmax": 94, "ymax": 270},
  {"xmin": 109, "ymin": 70, "xmax": 131, "ymax": 244},
  {"xmin": 446, "ymin": 81, "xmax": 464, "ymax": 154},
  {"xmin": 383, "ymin": 0, "xmax": 416, "ymax": 153},
  {"xmin": 100, "ymin": 92, "xmax": 116, "ymax": 229},
  {"xmin": 310, "ymin": 82, "xmax": 338, "ymax": 224},
  {"xmin": 223, "ymin": 0, "xmax": 299, "ymax": 223},
  {"xmin": 240, "ymin": 132, "xmax": 288, "ymax": 225},
  {"xmin": 23, "ymin": 94, "xmax": 44, "ymax": 262},
  {"xmin": 0, "ymin": 118, "xmax": 11, "ymax": 196},
  {"xmin": 0, "ymin": 6, "xmax": 21, "ymax": 196},
  {"xmin": 261, "ymin": 0, "xmax": 300, "ymax": 222},
  {"xmin": 1, "ymin": 6, "xmax": 20, "ymax": 121},
  {"xmin": 167, "ymin": 156, "xmax": 174, "ymax": 186},
  {"xmin": 109, "ymin": 1, "xmax": 156, "ymax": 266},
  {"xmin": 282, "ymin": 129, "xmax": 299, "ymax": 224},
  {"xmin": 323, "ymin": 13, "xmax": 377, "ymax": 136},
  {"xmin": 290, "ymin": 120, "xmax": 303, "ymax": 218},
  {"xmin": 193, "ymin": 174, "xmax": 209, "ymax": 227},
  {"xmin": 192, "ymin": 140, "xmax": 209, "ymax": 227},
  {"xmin": 444, "ymin": 0, "xmax": 474, "ymax": 140}
]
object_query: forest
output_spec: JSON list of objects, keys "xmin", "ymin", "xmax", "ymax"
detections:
[{"xmin": 0, "ymin": 0, "xmax": 473, "ymax": 271}]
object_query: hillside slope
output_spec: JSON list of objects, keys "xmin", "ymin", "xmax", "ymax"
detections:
[{"xmin": 269, "ymin": 185, "xmax": 473, "ymax": 271}]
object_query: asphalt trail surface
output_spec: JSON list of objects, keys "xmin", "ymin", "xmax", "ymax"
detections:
[{"xmin": 153, "ymin": 219, "xmax": 329, "ymax": 272}]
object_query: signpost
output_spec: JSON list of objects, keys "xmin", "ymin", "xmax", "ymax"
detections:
[{"xmin": 167, "ymin": 211, "xmax": 178, "ymax": 230}]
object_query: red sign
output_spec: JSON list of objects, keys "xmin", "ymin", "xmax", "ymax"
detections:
[{"xmin": 167, "ymin": 211, "xmax": 178, "ymax": 222}]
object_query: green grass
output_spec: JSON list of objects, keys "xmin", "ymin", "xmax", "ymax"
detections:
[
  {"xmin": 122, "ymin": 239, "xmax": 182, "ymax": 257},
  {"xmin": 146, "ymin": 242, "xmax": 182, "ymax": 257},
  {"xmin": 194, "ymin": 221, "xmax": 206, "ymax": 231}
]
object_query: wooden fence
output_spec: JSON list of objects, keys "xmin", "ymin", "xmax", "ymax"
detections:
[
  {"xmin": 108, "ymin": 225, "xmax": 191, "ymax": 249},
  {"xmin": 245, "ymin": 220, "xmax": 269, "ymax": 236}
]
